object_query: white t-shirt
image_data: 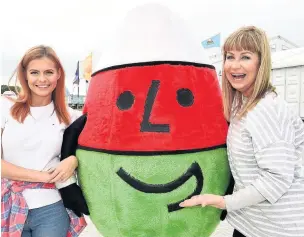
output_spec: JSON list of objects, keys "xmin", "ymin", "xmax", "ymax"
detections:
[{"xmin": 1, "ymin": 97, "xmax": 82, "ymax": 209}]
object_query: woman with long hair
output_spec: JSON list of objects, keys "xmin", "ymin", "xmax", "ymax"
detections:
[
  {"xmin": 180, "ymin": 26, "xmax": 304, "ymax": 237},
  {"xmin": 1, "ymin": 45, "xmax": 87, "ymax": 237}
]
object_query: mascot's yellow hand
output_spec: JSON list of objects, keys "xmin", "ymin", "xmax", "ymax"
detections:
[{"xmin": 179, "ymin": 194, "xmax": 226, "ymax": 209}]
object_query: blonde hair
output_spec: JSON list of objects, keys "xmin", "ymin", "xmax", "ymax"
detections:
[
  {"xmin": 221, "ymin": 26, "xmax": 275, "ymax": 121},
  {"xmin": 8, "ymin": 45, "xmax": 71, "ymax": 125}
]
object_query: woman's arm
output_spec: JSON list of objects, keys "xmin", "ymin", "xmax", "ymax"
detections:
[{"xmin": 1, "ymin": 159, "xmax": 54, "ymax": 182}]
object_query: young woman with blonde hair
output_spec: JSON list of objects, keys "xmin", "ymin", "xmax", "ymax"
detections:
[
  {"xmin": 1, "ymin": 45, "xmax": 87, "ymax": 237},
  {"xmin": 180, "ymin": 26, "xmax": 304, "ymax": 237}
]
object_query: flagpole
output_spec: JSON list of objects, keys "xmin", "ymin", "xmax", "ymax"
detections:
[
  {"xmin": 77, "ymin": 81, "xmax": 80, "ymax": 109},
  {"xmin": 72, "ymin": 61, "xmax": 80, "ymax": 109},
  {"xmin": 71, "ymin": 86, "xmax": 74, "ymax": 103},
  {"xmin": 77, "ymin": 60, "xmax": 80, "ymax": 110}
]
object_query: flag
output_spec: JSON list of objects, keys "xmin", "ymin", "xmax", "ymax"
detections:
[
  {"xmin": 83, "ymin": 53, "xmax": 92, "ymax": 81},
  {"xmin": 201, "ymin": 33, "xmax": 221, "ymax": 49},
  {"xmin": 73, "ymin": 61, "xmax": 80, "ymax": 85}
]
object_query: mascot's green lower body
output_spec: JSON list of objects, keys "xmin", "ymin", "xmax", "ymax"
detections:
[{"xmin": 77, "ymin": 148, "xmax": 229, "ymax": 237}]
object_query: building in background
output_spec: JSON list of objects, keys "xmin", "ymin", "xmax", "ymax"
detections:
[
  {"xmin": 269, "ymin": 35, "xmax": 299, "ymax": 52},
  {"xmin": 66, "ymin": 86, "xmax": 86, "ymax": 109},
  {"xmin": 271, "ymin": 47, "xmax": 304, "ymax": 119}
]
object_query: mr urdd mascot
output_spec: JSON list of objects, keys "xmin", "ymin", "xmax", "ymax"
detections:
[{"xmin": 60, "ymin": 4, "xmax": 231, "ymax": 237}]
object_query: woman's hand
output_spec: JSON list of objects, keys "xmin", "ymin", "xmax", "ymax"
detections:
[
  {"xmin": 35, "ymin": 170, "xmax": 57, "ymax": 183},
  {"xmin": 179, "ymin": 194, "xmax": 226, "ymax": 209},
  {"xmin": 49, "ymin": 156, "xmax": 78, "ymax": 183}
]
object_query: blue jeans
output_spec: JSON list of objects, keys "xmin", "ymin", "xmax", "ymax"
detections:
[{"xmin": 22, "ymin": 201, "xmax": 70, "ymax": 237}]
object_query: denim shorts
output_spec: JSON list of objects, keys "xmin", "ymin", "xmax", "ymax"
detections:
[{"xmin": 22, "ymin": 201, "xmax": 70, "ymax": 237}]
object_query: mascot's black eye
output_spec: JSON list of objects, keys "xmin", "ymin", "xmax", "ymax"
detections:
[
  {"xmin": 176, "ymin": 88, "xmax": 194, "ymax": 107},
  {"xmin": 117, "ymin": 91, "xmax": 135, "ymax": 110}
]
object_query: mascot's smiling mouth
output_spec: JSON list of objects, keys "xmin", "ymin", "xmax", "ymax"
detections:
[{"xmin": 116, "ymin": 162, "xmax": 203, "ymax": 212}]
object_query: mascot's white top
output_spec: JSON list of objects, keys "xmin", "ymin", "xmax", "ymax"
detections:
[{"xmin": 93, "ymin": 3, "xmax": 211, "ymax": 73}]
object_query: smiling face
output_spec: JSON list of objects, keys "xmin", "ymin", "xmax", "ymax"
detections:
[
  {"xmin": 76, "ymin": 62, "xmax": 230, "ymax": 236},
  {"xmin": 224, "ymin": 50, "xmax": 260, "ymax": 97},
  {"xmin": 80, "ymin": 62, "xmax": 228, "ymax": 152},
  {"xmin": 77, "ymin": 147, "xmax": 230, "ymax": 237},
  {"xmin": 26, "ymin": 57, "xmax": 60, "ymax": 105}
]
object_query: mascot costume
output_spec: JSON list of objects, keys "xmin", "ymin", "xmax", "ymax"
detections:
[{"xmin": 59, "ymin": 4, "xmax": 232, "ymax": 237}]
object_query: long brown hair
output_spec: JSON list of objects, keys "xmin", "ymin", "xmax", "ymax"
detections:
[
  {"xmin": 8, "ymin": 45, "xmax": 71, "ymax": 125},
  {"xmin": 221, "ymin": 26, "xmax": 275, "ymax": 121}
]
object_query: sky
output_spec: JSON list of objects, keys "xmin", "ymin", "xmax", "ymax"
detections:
[{"xmin": 1, "ymin": 0, "xmax": 304, "ymax": 94}]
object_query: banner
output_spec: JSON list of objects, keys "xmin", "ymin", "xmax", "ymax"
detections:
[
  {"xmin": 201, "ymin": 33, "xmax": 221, "ymax": 49},
  {"xmin": 83, "ymin": 53, "xmax": 92, "ymax": 81}
]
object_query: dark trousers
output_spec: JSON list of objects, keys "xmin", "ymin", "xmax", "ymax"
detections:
[{"xmin": 233, "ymin": 229, "xmax": 246, "ymax": 237}]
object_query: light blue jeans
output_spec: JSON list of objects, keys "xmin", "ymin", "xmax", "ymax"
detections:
[{"xmin": 22, "ymin": 201, "xmax": 70, "ymax": 237}]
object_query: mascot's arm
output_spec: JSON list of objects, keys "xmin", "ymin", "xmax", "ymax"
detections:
[
  {"xmin": 220, "ymin": 174, "xmax": 234, "ymax": 220},
  {"xmin": 59, "ymin": 114, "xmax": 90, "ymax": 217}
]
